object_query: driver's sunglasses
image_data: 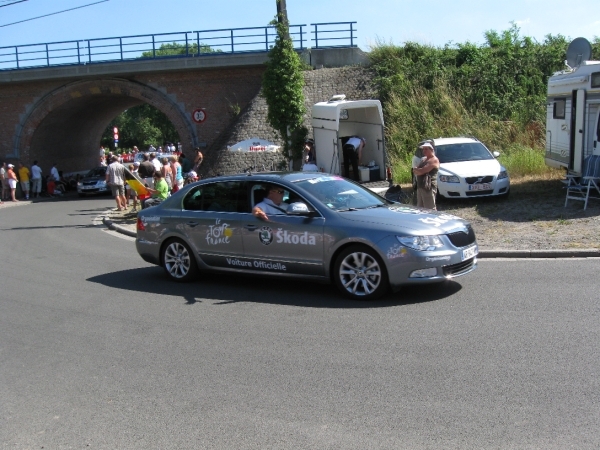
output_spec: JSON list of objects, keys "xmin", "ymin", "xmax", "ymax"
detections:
[{"xmin": 271, "ymin": 189, "xmax": 284, "ymax": 194}]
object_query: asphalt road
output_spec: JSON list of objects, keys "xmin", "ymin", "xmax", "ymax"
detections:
[{"xmin": 2, "ymin": 196, "xmax": 600, "ymax": 449}]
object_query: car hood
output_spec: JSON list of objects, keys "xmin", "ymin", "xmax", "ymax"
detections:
[
  {"xmin": 338, "ymin": 204, "xmax": 471, "ymax": 235},
  {"xmin": 81, "ymin": 176, "xmax": 105, "ymax": 182},
  {"xmin": 439, "ymin": 160, "xmax": 501, "ymax": 177}
]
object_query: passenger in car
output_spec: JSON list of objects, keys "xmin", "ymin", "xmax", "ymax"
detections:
[{"xmin": 252, "ymin": 184, "xmax": 289, "ymax": 221}]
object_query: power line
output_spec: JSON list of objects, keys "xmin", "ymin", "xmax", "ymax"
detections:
[
  {"xmin": 0, "ymin": 0, "xmax": 109, "ymax": 28},
  {"xmin": 0, "ymin": 0, "xmax": 29, "ymax": 8}
]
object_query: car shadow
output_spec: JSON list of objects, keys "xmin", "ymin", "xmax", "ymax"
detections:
[{"xmin": 87, "ymin": 267, "xmax": 463, "ymax": 308}]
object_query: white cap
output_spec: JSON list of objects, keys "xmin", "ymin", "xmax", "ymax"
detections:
[
  {"xmin": 419, "ymin": 142, "xmax": 434, "ymax": 150},
  {"xmin": 134, "ymin": 161, "xmax": 140, "ymax": 166},
  {"xmin": 7, "ymin": 164, "xmax": 14, "ymax": 168}
]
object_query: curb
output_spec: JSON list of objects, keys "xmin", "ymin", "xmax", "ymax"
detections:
[
  {"xmin": 478, "ymin": 249, "xmax": 600, "ymax": 258},
  {"xmin": 102, "ymin": 216, "xmax": 137, "ymax": 238},
  {"xmin": 101, "ymin": 216, "xmax": 600, "ymax": 258}
]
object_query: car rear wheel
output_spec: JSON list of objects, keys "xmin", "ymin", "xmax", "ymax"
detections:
[
  {"xmin": 162, "ymin": 239, "xmax": 198, "ymax": 282},
  {"xmin": 334, "ymin": 245, "xmax": 389, "ymax": 300}
]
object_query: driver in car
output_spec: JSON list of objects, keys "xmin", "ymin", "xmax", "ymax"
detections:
[{"xmin": 252, "ymin": 184, "xmax": 289, "ymax": 221}]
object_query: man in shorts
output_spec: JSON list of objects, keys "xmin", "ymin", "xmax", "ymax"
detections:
[{"xmin": 105, "ymin": 155, "xmax": 127, "ymax": 211}]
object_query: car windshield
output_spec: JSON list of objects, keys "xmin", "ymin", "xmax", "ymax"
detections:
[
  {"xmin": 435, "ymin": 142, "xmax": 494, "ymax": 163},
  {"xmin": 294, "ymin": 175, "xmax": 386, "ymax": 211},
  {"xmin": 86, "ymin": 167, "xmax": 106, "ymax": 177}
]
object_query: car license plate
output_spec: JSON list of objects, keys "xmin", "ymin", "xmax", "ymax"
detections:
[
  {"xmin": 468, "ymin": 183, "xmax": 491, "ymax": 191},
  {"xmin": 83, "ymin": 185, "xmax": 94, "ymax": 190},
  {"xmin": 462, "ymin": 245, "xmax": 478, "ymax": 261}
]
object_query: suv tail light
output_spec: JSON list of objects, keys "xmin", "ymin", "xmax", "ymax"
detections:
[{"xmin": 136, "ymin": 217, "xmax": 145, "ymax": 231}]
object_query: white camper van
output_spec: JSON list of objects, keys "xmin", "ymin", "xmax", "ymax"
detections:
[
  {"xmin": 311, "ymin": 95, "xmax": 388, "ymax": 183},
  {"xmin": 545, "ymin": 38, "xmax": 600, "ymax": 174}
]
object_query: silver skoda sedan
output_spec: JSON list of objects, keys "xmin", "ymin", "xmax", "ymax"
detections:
[{"xmin": 135, "ymin": 172, "xmax": 478, "ymax": 300}]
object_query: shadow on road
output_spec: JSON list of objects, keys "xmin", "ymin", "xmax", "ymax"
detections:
[{"xmin": 87, "ymin": 266, "xmax": 463, "ymax": 308}]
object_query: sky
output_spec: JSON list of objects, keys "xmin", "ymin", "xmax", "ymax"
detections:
[{"xmin": 0, "ymin": 0, "xmax": 598, "ymax": 51}]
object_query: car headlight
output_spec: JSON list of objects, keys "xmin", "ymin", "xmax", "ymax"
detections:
[
  {"xmin": 439, "ymin": 174, "xmax": 460, "ymax": 183},
  {"xmin": 397, "ymin": 235, "xmax": 443, "ymax": 251},
  {"xmin": 97, "ymin": 180, "xmax": 107, "ymax": 187},
  {"xmin": 497, "ymin": 170, "xmax": 508, "ymax": 180},
  {"xmin": 77, "ymin": 182, "xmax": 82, "ymax": 187}
]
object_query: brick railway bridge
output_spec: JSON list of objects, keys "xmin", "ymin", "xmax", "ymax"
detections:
[{"xmin": 0, "ymin": 24, "xmax": 369, "ymax": 173}]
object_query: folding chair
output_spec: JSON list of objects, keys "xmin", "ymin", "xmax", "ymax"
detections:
[{"xmin": 564, "ymin": 155, "xmax": 600, "ymax": 210}]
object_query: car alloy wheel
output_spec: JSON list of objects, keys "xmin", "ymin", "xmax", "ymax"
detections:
[
  {"xmin": 162, "ymin": 239, "xmax": 198, "ymax": 282},
  {"xmin": 334, "ymin": 245, "xmax": 388, "ymax": 300}
]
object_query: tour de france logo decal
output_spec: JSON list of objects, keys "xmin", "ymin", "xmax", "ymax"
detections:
[{"xmin": 259, "ymin": 226, "xmax": 274, "ymax": 245}]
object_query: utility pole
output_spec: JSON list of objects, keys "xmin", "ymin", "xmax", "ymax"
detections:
[{"xmin": 276, "ymin": 0, "xmax": 289, "ymax": 39}]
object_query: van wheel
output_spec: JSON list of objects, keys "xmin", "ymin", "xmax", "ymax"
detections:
[
  {"xmin": 333, "ymin": 245, "xmax": 389, "ymax": 300},
  {"xmin": 162, "ymin": 239, "xmax": 198, "ymax": 282}
]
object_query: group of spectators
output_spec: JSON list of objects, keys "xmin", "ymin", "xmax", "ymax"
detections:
[
  {"xmin": 0, "ymin": 160, "xmax": 68, "ymax": 203},
  {"xmin": 105, "ymin": 148, "xmax": 204, "ymax": 211}
]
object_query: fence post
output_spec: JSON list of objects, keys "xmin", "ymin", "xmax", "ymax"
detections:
[
  {"xmin": 46, "ymin": 43, "xmax": 49, "ymax": 66},
  {"xmin": 350, "ymin": 22, "xmax": 354, "ymax": 47},
  {"xmin": 15, "ymin": 46, "xmax": 19, "ymax": 69},
  {"xmin": 196, "ymin": 32, "xmax": 200, "ymax": 56},
  {"xmin": 152, "ymin": 35, "xmax": 156, "ymax": 58},
  {"xmin": 119, "ymin": 37, "xmax": 123, "ymax": 61},
  {"xmin": 313, "ymin": 24, "xmax": 318, "ymax": 49},
  {"xmin": 87, "ymin": 40, "xmax": 91, "ymax": 63},
  {"xmin": 185, "ymin": 33, "xmax": 189, "ymax": 56},
  {"xmin": 230, "ymin": 29, "xmax": 234, "ymax": 53},
  {"xmin": 265, "ymin": 27, "xmax": 268, "ymax": 51},
  {"xmin": 77, "ymin": 41, "xmax": 81, "ymax": 64}
]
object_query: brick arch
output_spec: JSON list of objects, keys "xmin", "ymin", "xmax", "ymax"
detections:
[{"xmin": 16, "ymin": 78, "xmax": 198, "ymax": 172}]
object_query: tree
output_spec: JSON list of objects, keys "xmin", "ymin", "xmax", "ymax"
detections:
[
  {"xmin": 141, "ymin": 42, "xmax": 221, "ymax": 58},
  {"xmin": 262, "ymin": 8, "xmax": 307, "ymax": 167}
]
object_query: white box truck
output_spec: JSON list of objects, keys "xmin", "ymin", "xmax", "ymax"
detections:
[
  {"xmin": 545, "ymin": 38, "xmax": 600, "ymax": 174},
  {"xmin": 311, "ymin": 95, "xmax": 389, "ymax": 183}
]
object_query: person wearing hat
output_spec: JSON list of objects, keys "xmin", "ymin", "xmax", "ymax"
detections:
[
  {"xmin": 413, "ymin": 141, "xmax": 440, "ymax": 210},
  {"xmin": 6, "ymin": 163, "xmax": 19, "ymax": 202}
]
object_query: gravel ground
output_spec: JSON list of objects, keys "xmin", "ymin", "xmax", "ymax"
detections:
[{"xmin": 107, "ymin": 176, "xmax": 600, "ymax": 251}]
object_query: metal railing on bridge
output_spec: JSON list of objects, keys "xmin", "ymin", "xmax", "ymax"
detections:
[{"xmin": 0, "ymin": 22, "xmax": 357, "ymax": 71}]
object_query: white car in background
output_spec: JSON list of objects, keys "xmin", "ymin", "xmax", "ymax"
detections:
[{"xmin": 417, "ymin": 137, "xmax": 510, "ymax": 199}]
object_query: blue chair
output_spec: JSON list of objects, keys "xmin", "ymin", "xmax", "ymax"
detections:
[{"xmin": 564, "ymin": 155, "xmax": 600, "ymax": 210}]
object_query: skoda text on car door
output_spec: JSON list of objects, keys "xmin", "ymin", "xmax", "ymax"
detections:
[{"xmin": 241, "ymin": 183, "xmax": 325, "ymax": 276}]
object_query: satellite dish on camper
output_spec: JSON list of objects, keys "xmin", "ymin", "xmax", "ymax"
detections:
[{"xmin": 566, "ymin": 37, "xmax": 592, "ymax": 69}]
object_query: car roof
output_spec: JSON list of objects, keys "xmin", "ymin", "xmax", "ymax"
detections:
[{"xmin": 433, "ymin": 137, "xmax": 480, "ymax": 146}]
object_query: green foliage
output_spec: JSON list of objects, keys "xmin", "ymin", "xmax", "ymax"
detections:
[
  {"xmin": 101, "ymin": 104, "xmax": 179, "ymax": 150},
  {"xmin": 369, "ymin": 25, "xmax": 596, "ymax": 182},
  {"xmin": 141, "ymin": 41, "xmax": 221, "ymax": 58},
  {"xmin": 262, "ymin": 18, "xmax": 307, "ymax": 163}
]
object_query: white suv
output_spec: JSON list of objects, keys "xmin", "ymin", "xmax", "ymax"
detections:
[{"xmin": 415, "ymin": 137, "xmax": 510, "ymax": 199}]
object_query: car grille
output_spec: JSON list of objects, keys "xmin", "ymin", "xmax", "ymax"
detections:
[
  {"xmin": 447, "ymin": 226, "xmax": 476, "ymax": 248},
  {"xmin": 465, "ymin": 189, "xmax": 494, "ymax": 196},
  {"xmin": 443, "ymin": 258, "xmax": 476, "ymax": 277},
  {"xmin": 465, "ymin": 176, "xmax": 494, "ymax": 184},
  {"xmin": 83, "ymin": 181, "xmax": 98, "ymax": 186}
]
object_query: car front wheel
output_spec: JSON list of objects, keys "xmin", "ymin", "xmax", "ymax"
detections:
[
  {"xmin": 334, "ymin": 245, "xmax": 389, "ymax": 300},
  {"xmin": 161, "ymin": 239, "xmax": 198, "ymax": 282}
]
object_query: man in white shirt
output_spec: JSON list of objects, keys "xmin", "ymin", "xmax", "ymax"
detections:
[
  {"xmin": 150, "ymin": 152, "xmax": 162, "ymax": 172},
  {"xmin": 50, "ymin": 163, "xmax": 60, "ymax": 182},
  {"xmin": 343, "ymin": 136, "xmax": 366, "ymax": 181},
  {"xmin": 252, "ymin": 184, "xmax": 289, "ymax": 221},
  {"xmin": 30, "ymin": 161, "xmax": 43, "ymax": 198}
]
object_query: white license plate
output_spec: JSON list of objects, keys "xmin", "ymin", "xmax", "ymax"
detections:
[
  {"xmin": 468, "ymin": 183, "xmax": 492, "ymax": 191},
  {"xmin": 82, "ymin": 186, "xmax": 95, "ymax": 190},
  {"xmin": 462, "ymin": 245, "xmax": 478, "ymax": 261}
]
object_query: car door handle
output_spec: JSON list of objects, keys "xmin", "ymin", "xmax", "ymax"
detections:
[
  {"xmin": 244, "ymin": 224, "xmax": 258, "ymax": 231},
  {"xmin": 186, "ymin": 221, "xmax": 199, "ymax": 227}
]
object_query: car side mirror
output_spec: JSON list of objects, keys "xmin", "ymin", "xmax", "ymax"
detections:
[
  {"xmin": 492, "ymin": 151, "xmax": 500, "ymax": 158},
  {"xmin": 287, "ymin": 202, "xmax": 313, "ymax": 216}
]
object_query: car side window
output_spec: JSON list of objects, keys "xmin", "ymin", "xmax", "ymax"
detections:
[{"xmin": 183, "ymin": 181, "xmax": 248, "ymax": 212}]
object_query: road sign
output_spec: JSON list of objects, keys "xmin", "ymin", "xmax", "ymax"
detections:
[{"xmin": 192, "ymin": 108, "xmax": 207, "ymax": 123}]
